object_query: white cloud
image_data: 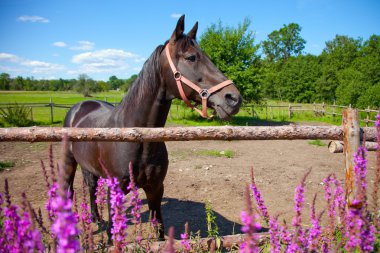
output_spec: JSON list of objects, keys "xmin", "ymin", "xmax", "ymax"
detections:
[
  {"xmin": 0, "ymin": 52, "xmax": 64, "ymax": 76},
  {"xmin": 17, "ymin": 15, "xmax": 49, "ymax": 23},
  {"xmin": 70, "ymin": 49, "xmax": 145, "ymax": 74},
  {"xmin": 170, "ymin": 13, "xmax": 182, "ymax": 19},
  {"xmin": 70, "ymin": 41, "xmax": 95, "ymax": 51},
  {"xmin": 21, "ymin": 60, "xmax": 64, "ymax": 74},
  {"xmin": 0, "ymin": 53, "xmax": 21, "ymax": 62},
  {"xmin": 52, "ymin": 41, "xmax": 67, "ymax": 47}
]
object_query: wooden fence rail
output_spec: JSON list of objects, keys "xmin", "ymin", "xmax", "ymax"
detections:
[{"xmin": 0, "ymin": 125, "xmax": 377, "ymax": 143}]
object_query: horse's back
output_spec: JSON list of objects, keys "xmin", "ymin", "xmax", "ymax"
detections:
[{"xmin": 64, "ymin": 100, "xmax": 114, "ymax": 128}]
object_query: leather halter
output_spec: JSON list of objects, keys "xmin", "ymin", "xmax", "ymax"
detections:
[{"xmin": 165, "ymin": 43, "xmax": 233, "ymax": 118}]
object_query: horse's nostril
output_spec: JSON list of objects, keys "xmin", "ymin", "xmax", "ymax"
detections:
[{"xmin": 225, "ymin": 93, "xmax": 241, "ymax": 107}]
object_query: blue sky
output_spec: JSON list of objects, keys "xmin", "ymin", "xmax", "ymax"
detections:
[{"xmin": 0, "ymin": 0, "xmax": 379, "ymax": 80}]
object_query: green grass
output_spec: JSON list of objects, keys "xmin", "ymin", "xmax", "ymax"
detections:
[
  {"xmin": 0, "ymin": 161, "xmax": 15, "ymax": 171},
  {"xmin": 195, "ymin": 149, "xmax": 235, "ymax": 158},
  {"xmin": 0, "ymin": 91, "xmax": 124, "ymax": 125},
  {"xmin": 1, "ymin": 91, "xmax": 376, "ymax": 127},
  {"xmin": 308, "ymin": 139, "xmax": 327, "ymax": 147}
]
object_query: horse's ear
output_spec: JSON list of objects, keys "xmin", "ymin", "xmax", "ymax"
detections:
[
  {"xmin": 170, "ymin": 15, "xmax": 185, "ymax": 43},
  {"xmin": 188, "ymin": 22, "xmax": 198, "ymax": 40}
]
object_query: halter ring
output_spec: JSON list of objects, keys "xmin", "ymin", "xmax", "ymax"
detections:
[
  {"xmin": 199, "ymin": 89, "xmax": 210, "ymax": 99},
  {"xmin": 174, "ymin": 71, "xmax": 182, "ymax": 80}
]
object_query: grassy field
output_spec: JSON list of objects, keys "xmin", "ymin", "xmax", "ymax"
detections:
[{"xmin": 0, "ymin": 91, "xmax": 376, "ymax": 127}]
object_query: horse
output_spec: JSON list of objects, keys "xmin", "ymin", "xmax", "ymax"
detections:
[{"xmin": 62, "ymin": 15, "xmax": 242, "ymax": 240}]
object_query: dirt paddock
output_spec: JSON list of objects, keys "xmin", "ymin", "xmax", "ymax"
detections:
[{"xmin": 0, "ymin": 134, "xmax": 377, "ymax": 239}]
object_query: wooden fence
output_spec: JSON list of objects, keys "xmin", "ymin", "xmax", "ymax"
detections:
[
  {"xmin": 1, "ymin": 100, "xmax": 378, "ymax": 125},
  {"xmin": 0, "ymin": 100, "xmax": 119, "ymax": 124},
  {"xmin": 246, "ymin": 102, "xmax": 379, "ymax": 126}
]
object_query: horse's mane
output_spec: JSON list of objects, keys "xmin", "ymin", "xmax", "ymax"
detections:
[
  {"xmin": 117, "ymin": 36, "xmax": 193, "ymax": 112},
  {"xmin": 117, "ymin": 43, "xmax": 166, "ymax": 111}
]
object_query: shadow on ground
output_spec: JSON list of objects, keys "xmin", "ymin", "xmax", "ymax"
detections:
[{"xmin": 140, "ymin": 197, "xmax": 242, "ymax": 239}]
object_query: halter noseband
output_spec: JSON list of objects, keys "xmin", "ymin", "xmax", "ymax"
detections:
[{"xmin": 165, "ymin": 44, "xmax": 233, "ymax": 118}]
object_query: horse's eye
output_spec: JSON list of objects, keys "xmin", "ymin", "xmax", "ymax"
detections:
[{"xmin": 185, "ymin": 55, "xmax": 196, "ymax": 62}]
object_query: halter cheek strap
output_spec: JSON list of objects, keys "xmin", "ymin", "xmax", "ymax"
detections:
[{"xmin": 165, "ymin": 44, "xmax": 233, "ymax": 118}]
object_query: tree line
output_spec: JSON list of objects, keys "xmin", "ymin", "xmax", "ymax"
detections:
[
  {"xmin": 199, "ymin": 19, "xmax": 380, "ymax": 109},
  {"xmin": 0, "ymin": 73, "xmax": 137, "ymax": 97},
  {"xmin": 1, "ymin": 19, "xmax": 379, "ymax": 108}
]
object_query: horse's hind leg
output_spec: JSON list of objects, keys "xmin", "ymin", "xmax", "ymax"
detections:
[
  {"xmin": 144, "ymin": 184, "xmax": 165, "ymax": 240},
  {"xmin": 81, "ymin": 169, "xmax": 102, "ymax": 223},
  {"xmin": 61, "ymin": 148, "xmax": 77, "ymax": 198}
]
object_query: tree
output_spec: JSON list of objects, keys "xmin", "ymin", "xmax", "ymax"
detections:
[
  {"xmin": 74, "ymin": 74, "xmax": 96, "ymax": 97},
  {"xmin": 199, "ymin": 18, "xmax": 261, "ymax": 102},
  {"xmin": 108, "ymin": 75, "xmax": 123, "ymax": 90},
  {"xmin": 122, "ymin": 74, "xmax": 138, "ymax": 92},
  {"xmin": 317, "ymin": 35, "xmax": 363, "ymax": 103},
  {"xmin": 0, "ymin": 73, "xmax": 11, "ymax": 90},
  {"xmin": 262, "ymin": 23, "xmax": 306, "ymax": 62}
]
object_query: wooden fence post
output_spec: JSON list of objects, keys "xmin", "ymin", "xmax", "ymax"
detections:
[
  {"xmin": 49, "ymin": 97, "xmax": 54, "ymax": 124},
  {"xmin": 322, "ymin": 102, "xmax": 326, "ymax": 116},
  {"xmin": 366, "ymin": 106, "xmax": 370, "ymax": 127},
  {"xmin": 29, "ymin": 107, "xmax": 34, "ymax": 122},
  {"xmin": 332, "ymin": 101, "xmax": 336, "ymax": 121},
  {"xmin": 288, "ymin": 104, "xmax": 292, "ymax": 118},
  {"xmin": 343, "ymin": 108, "xmax": 360, "ymax": 207}
]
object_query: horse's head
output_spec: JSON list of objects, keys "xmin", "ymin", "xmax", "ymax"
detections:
[{"xmin": 162, "ymin": 15, "xmax": 242, "ymax": 120}]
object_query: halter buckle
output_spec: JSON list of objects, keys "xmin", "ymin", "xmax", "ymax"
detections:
[
  {"xmin": 199, "ymin": 89, "xmax": 210, "ymax": 99},
  {"xmin": 174, "ymin": 71, "xmax": 182, "ymax": 81}
]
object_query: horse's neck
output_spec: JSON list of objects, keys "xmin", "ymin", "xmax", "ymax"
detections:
[{"xmin": 113, "ymin": 81, "xmax": 171, "ymax": 128}]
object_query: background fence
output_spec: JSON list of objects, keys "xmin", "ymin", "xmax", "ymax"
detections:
[{"xmin": 0, "ymin": 100, "xmax": 379, "ymax": 126}]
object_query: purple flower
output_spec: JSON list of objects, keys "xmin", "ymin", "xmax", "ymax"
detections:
[
  {"xmin": 0, "ymin": 193, "xmax": 5, "ymax": 251},
  {"xmin": 127, "ymin": 162, "xmax": 142, "ymax": 224},
  {"xmin": 46, "ymin": 182, "xmax": 58, "ymax": 222},
  {"xmin": 180, "ymin": 232, "xmax": 191, "ymax": 251},
  {"xmin": 354, "ymin": 146, "xmax": 368, "ymax": 204},
  {"xmin": 107, "ymin": 177, "xmax": 128, "ymax": 250},
  {"xmin": 250, "ymin": 183, "xmax": 269, "ymax": 224},
  {"xmin": 80, "ymin": 194, "xmax": 92, "ymax": 248},
  {"xmin": 18, "ymin": 210, "xmax": 44, "ymax": 252},
  {"xmin": 3, "ymin": 204, "xmax": 21, "ymax": 252},
  {"xmin": 323, "ymin": 175, "xmax": 336, "ymax": 226},
  {"xmin": 280, "ymin": 222, "xmax": 292, "ymax": 246},
  {"xmin": 268, "ymin": 216, "xmax": 281, "ymax": 253},
  {"xmin": 51, "ymin": 188, "xmax": 80, "ymax": 253},
  {"xmin": 95, "ymin": 177, "xmax": 107, "ymax": 206},
  {"xmin": 344, "ymin": 203, "xmax": 363, "ymax": 251},
  {"xmin": 375, "ymin": 112, "xmax": 380, "ymax": 127},
  {"xmin": 307, "ymin": 194, "xmax": 322, "ymax": 251},
  {"xmin": 240, "ymin": 185, "xmax": 261, "ymax": 253},
  {"xmin": 292, "ymin": 183, "xmax": 304, "ymax": 228}
]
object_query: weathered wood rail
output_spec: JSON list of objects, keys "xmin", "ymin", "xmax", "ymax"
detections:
[{"xmin": 0, "ymin": 125, "xmax": 377, "ymax": 142}]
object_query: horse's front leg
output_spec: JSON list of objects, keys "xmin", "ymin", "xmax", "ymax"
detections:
[
  {"xmin": 144, "ymin": 184, "xmax": 165, "ymax": 240},
  {"xmin": 81, "ymin": 168, "xmax": 109, "ymax": 232}
]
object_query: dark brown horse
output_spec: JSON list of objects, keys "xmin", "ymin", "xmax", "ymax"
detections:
[{"xmin": 63, "ymin": 15, "xmax": 242, "ymax": 239}]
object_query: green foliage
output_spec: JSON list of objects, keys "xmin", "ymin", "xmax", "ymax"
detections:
[
  {"xmin": 262, "ymin": 23, "xmax": 306, "ymax": 62},
  {"xmin": 122, "ymin": 74, "xmax": 138, "ymax": 92},
  {"xmin": 0, "ymin": 161, "xmax": 14, "ymax": 171},
  {"xmin": 205, "ymin": 201, "xmax": 219, "ymax": 238},
  {"xmin": 262, "ymin": 55, "xmax": 321, "ymax": 103},
  {"xmin": 199, "ymin": 18, "xmax": 262, "ymax": 103},
  {"xmin": 308, "ymin": 140, "xmax": 327, "ymax": 147},
  {"xmin": 0, "ymin": 103, "xmax": 34, "ymax": 126},
  {"xmin": 196, "ymin": 149, "xmax": 234, "ymax": 158}
]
